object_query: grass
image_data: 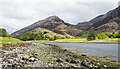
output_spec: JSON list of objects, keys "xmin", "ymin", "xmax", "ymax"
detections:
[
  {"xmin": 27, "ymin": 40, "xmax": 49, "ymax": 42},
  {"xmin": 54, "ymin": 38, "xmax": 87, "ymax": 42},
  {"xmin": 26, "ymin": 38, "xmax": 119, "ymax": 43},
  {"xmin": 90, "ymin": 38, "xmax": 119, "ymax": 43},
  {"xmin": 0, "ymin": 37, "xmax": 25, "ymax": 45},
  {"xmin": 1, "ymin": 37, "xmax": 118, "ymax": 44}
]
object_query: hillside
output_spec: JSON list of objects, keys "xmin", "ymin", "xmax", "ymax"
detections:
[
  {"xmin": 12, "ymin": 16, "xmax": 81, "ymax": 37},
  {"xmin": 86, "ymin": 6, "xmax": 120, "ymax": 34},
  {"xmin": 75, "ymin": 15, "xmax": 104, "ymax": 30},
  {"xmin": 77, "ymin": 6, "xmax": 120, "ymax": 36},
  {"xmin": 12, "ymin": 6, "xmax": 120, "ymax": 37}
]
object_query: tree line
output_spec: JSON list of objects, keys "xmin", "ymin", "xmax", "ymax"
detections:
[
  {"xmin": 87, "ymin": 32, "xmax": 120, "ymax": 41},
  {"xmin": 15, "ymin": 30, "xmax": 70, "ymax": 41}
]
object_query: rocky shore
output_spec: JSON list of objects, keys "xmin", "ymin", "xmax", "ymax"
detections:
[{"xmin": 0, "ymin": 43, "xmax": 119, "ymax": 69}]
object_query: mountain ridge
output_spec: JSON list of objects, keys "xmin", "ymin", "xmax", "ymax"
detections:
[
  {"xmin": 12, "ymin": 16, "xmax": 81, "ymax": 37},
  {"xmin": 12, "ymin": 6, "xmax": 120, "ymax": 37}
]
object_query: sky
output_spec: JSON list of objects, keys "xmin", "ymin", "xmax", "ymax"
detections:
[{"xmin": 0, "ymin": 0, "xmax": 119, "ymax": 34}]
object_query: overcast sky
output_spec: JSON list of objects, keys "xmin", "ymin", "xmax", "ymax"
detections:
[{"xmin": 0, "ymin": 0, "xmax": 119, "ymax": 34}]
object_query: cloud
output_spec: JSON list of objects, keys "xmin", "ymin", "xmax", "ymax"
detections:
[{"xmin": 0, "ymin": 0, "xmax": 119, "ymax": 34}]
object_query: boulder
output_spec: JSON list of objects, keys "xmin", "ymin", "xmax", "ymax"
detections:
[
  {"xmin": 64, "ymin": 49, "xmax": 67, "ymax": 51},
  {"xmin": 22, "ymin": 55, "xmax": 29, "ymax": 60},
  {"xmin": 81, "ymin": 54, "xmax": 87, "ymax": 56},
  {"xmin": 69, "ymin": 60, "xmax": 77, "ymax": 64},
  {"xmin": 29, "ymin": 57, "xmax": 37, "ymax": 62},
  {"xmin": 56, "ymin": 59, "xmax": 62, "ymax": 62}
]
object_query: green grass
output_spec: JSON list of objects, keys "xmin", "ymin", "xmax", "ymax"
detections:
[
  {"xmin": 90, "ymin": 38, "xmax": 119, "ymax": 43},
  {"xmin": 26, "ymin": 38, "xmax": 119, "ymax": 43},
  {"xmin": 27, "ymin": 40, "xmax": 49, "ymax": 42},
  {"xmin": 54, "ymin": 38, "xmax": 87, "ymax": 42},
  {"xmin": 0, "ymin": 37, "xmax": 25, "ymax": 45}
]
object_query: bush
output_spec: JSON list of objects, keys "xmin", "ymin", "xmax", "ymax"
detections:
[
  {"xmin": 100, "ymin": 33, "xmax": 107, "ymax": 39},
  {"xmin": 66, "ymin": 36, "xmax": 70, "ymax": 39},
  {"xmin": 15, "ymin": 30, "xmax": 45, "ymax": 41},
  {"xmin": 49, "ymin": 37, "xmax": 54, "ymax": 41},
  {"xmin": 0, "ymin": 28, "xmax": 8, "ymax": 37},
  {"xmin": 87, "ymin": 33, "xmax": 96, "ymax": 41},
  {"xmin": 109, "ymin": 34, "xmax": 120, "ymax": 38},
  {"xmin": 54, "ymin": 35, "xmax": 59, "ymax": 40},
  {"xmin": 61, "ymin": 36, "xmax": 65, "ymax": 39},
  {"xmin": 61, "ymin": 32, "xmax": 65, "ymax": 35},
  {"xmin": 97, "ymin": 35, "xmax": 102, "ymax": 39}
]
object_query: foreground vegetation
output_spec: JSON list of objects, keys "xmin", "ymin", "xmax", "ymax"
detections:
[
  {"xmin": 0, "ymin": 28, "xmax": 119, "ymax": 44},
  {"xmin": 0, "ymin": 37, "xmax": 25, "ymax": 45}
]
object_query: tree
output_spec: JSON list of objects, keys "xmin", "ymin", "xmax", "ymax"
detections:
[
  {"xmin": 97, "ymin": 35, "xmax": 102, "ymax": 39},
  {"xmin": 0, "ymin": 28, "xmax": 8, "ymax": 37},
  {"xmin": 54, "ymin": 35, "xmax": 59, "ymax": 40},
  {"xmin": 109, "ymin": 34, "xmax": 116, "ymax": 38},
  {"xmin": 49, "ymin": 37, "xmax": 54, "ymax": 41},
  {"xmin": 61, "ymin": 36, "xmax": 65, "ymax": 39},
  {"xmin": 87, "ymin": 33, "xmax": 97, "ymax": 41},
  {"xmin": 66, "ymin": 36, "xmax": 70, "ymax": 39},
  {"xmin": 100, "ymin": 33, "xmax": 107, "ymax": 39}
]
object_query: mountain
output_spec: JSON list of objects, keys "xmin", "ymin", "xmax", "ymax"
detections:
[
  {"xmin": 88, "ymin": 6, "xmax": 120, "ymax": 33},
  {"xmin": 77, "ymin": 6, "xmax": 120, "ymax": 34},
  {"xmin": 75, "ymin": 15, "xmax": 104, "ymax": 30},
  {"xmin": 12, "ymin": 6, "xmax": 120, "ymax": 37},
  {"xmin": 12, "ymin": 16, "xmax": 81, "ymax": 37}
]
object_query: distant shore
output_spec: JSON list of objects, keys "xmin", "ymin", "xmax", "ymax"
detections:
[{"xmin": 26, "ymin": 38, "xmax": 119, "ymax": 44}]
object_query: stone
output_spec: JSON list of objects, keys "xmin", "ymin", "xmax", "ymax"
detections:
[
  {"xmin": 64, "ymin": 49, "xmax": 67, "ymax": 51},
  {"xmin": 104, "ymin": 65, "xmax": 107, "ymax": 67},
  {"xmin": 81, "ymin": 60, "xmax": 88, "ymax": 67},
  {"xmin": 29, "ymin": 57, "xmax": 36, "ymax": 62},
  {"xmin": 11, "ymin": 53, "xmax": 18, "ymax": 57},
  {"xmin": 81, "ymin": 54, "xmax": 87, "ymax": 56},
  {"xmin": 69, "ymin": 60, "xmax": 77, "ymax": 64},
  {"xmin": 22, "ymin": 55, "xmax": 29, "ymax": 60},
  {"xmin": 56, "ymin": 59, "xmax": 62, "ymax": 62},
  {"xmin": 65, "ymin": 59, "xmax": 70, "ymax": 62}
]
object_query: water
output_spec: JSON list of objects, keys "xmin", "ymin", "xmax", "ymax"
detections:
[{"xmin": 43, "ymin": 42, "xmax": 118, "ymax": 61}]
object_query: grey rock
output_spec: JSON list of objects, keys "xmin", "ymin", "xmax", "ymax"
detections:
[
  {"xmin": 56, "ymin": 59, "xmax": 62, "ymax": 62},
  {"xmin": 69, "ymin": 60, "xmax": 77, "ymax": 64},
  {"xmin": 81, "ymin": 54, "xmax": 87, "ymax": 56},
  {"xmin": 29, "ymin": 57, "xmax": 37, "ymax": 62}
]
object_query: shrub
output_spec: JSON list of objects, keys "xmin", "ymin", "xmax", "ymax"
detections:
[
  {"xmin": 97, "ymin": 35, "xmax": 102, "ymax": 39},
  {"xmin": 54, "ymin": 35, "xmax": 59, "ymax": 40},
  {"xmin": 61, "ymin": 32, "xmax": 65, "ymax": 35},
  {"xmin": 66, "ymin": 36, "xmax": 70, "ymax": 39},
  {"xmin": 87, "ymin": 33, "xmax": 97, "ymax": 41},
  {"xmin": 100, "ymin": 33, "xmax": 107, "ymax": 39},
  {"xmin": 61, "ymin": 36, "xmax": 65, "ymax": 39},
  {"xmin": 0, "ymin": 28, "xmax": 8, "ymax": 37},
  {"xmin": 49, "ymin": 37, "xmax": 54, "ymax": 41}
]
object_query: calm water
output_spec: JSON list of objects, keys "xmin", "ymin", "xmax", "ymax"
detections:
[{"xmin": 43, "ymin": 42, "xmax": 118, "ymax": 61}]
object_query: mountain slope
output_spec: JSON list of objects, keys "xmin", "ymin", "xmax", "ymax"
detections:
[
  {"xmin": 77, "ymin": 6, "xmax": 120, "ymax": 35},
  {"xmin": 12, "ymin": 6, "xmax": 120, "ymax": 37},
  {"xmin": 76, "ymin": 15, "xmax": 104, "ymax": 30},
  {"xmin": 12, "ymin": 16, "xmax": 81, "ymax": 37}
]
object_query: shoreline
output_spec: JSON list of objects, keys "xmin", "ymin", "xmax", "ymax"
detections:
[
  {"xmin": 38, "ymin": 41, "xmax": 119, "ymax": 44},
  {"xmin": 0, "ymin": 43, "xmax": 120, "ymax": 68}
]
